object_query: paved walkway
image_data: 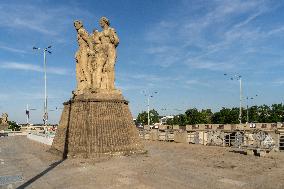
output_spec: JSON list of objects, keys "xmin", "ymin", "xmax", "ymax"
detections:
[{"xmin": 0, "ymin": 136, "xmax": 284, "ymax": 189}]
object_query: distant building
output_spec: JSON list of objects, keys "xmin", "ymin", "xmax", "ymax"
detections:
[{"xmin": 160, "ymin": 115, "xmax": 174, "ymax": 124}]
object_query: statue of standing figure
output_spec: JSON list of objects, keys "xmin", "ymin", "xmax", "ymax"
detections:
[
  {"xmin": 1, "ymin": 113, "xmax": 8, "ymax": 124},
  {"xmin": 74, "ymin": 17, "xmax": 119, "ymax": 95}
]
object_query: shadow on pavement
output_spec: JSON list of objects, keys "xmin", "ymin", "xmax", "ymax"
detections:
[{"xmin": 16, "ymin": 159, "xmax": 65, "ymax": 189}]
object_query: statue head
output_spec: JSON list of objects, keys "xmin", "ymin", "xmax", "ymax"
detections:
[
  {"xmin": 93, "ymin": 28, "xmax": 99, "ymax": 34},
  {"xmin": 100, "ymin": 16, "xmax": 110, "ymax": 29},
  {"xmin": 2, "ymin": 113, "xmax": 8, "ymax": 122},
  {"xmin": 74, "ymin": 20, "xmax": 83, "ymax": 30}
]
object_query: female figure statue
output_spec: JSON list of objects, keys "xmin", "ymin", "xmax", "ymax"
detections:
[{"xmin": 99, "ymin": 17, "xmax": 119, "ymax": 90}]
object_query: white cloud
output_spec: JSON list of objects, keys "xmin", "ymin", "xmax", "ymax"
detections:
[
  {"xmin": 0, "ymin": 62, "xmax": 69, "ymax": 75},
  {"xmin": 185, "ymin": 79, "xmax": 199, "ymax": 85},
  {"xmin": 0, "ymin": 3, "xmax": 93, "ymax": 36},
  {"xmin": 144, "ymin": 0, "xmax": 281, "ymax": 71},
  {"xmin": 272, "ymin": 80, "xmax": 284, "ymax": 86},
  {"xmin": 0, "ymin": 45, "xmax": 29, "ymax": 54},
  {"xmin": 119, "ymin": 72, "xmax": 183, "ymax": 83}
]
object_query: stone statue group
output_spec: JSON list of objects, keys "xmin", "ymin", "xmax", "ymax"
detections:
[{"xmin": 74, "ymin": 17, "xmax": 119, "ymax": 95}]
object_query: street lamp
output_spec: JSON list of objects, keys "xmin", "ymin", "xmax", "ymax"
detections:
[
  {"xmin": 246, "ymin": 94, "xmax": 258, "ymax": 123},
  {"xmin": 143, "ymin": 90, "xmax": 158, "ymax": 126},
  {"xmin": 224, "ymin": 73, "xmax": 242, "ymax": 124},
  {"xmin": 25, "ymin": 104, "xmax": 37, "ymax": 125},
  {"xmin": 33, "ymin": 46, "xmax": 52, "ymax": 127}
]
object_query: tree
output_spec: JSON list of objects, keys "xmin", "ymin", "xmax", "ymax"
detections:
[
  {"xmin": 136, "ymin": 109, "xmax": 159, "ymax": 125},
  {"xmin": 199, "ymin": 109, "xmax": 213, "ymax": 124},
  {"xmin": 258, "ymin": 105, "xmax": 271, "ymax": 123},
  {"xmin": 171, "ymin": 114, "xmax": 187, "ymax": 126},
  {"xmin": 136, "ymin": 111, "xmax": 148, "ymax": 125},
  {"xmin": 230, "ymin": 107, "xmax": 241, "ymax": 124},
  {"xmin": 269, "ymin": 104, "xmax": 284, "ymax": 122},
  {"xmin": 163, "ymin": 103, "xmax": 283, "ymax": 125},
  {"xmin": 185, "ymin": 108, "xmax": 201, "ymax": 124},
  {"xmin": 211, "ymin": 107, "xmax": 240, "ymax": 124},
  {"xmin": 248, "ymin": 105, "xmax": 259, "ymax": 123},
  {"xmin": 8, "ymin": 121, "xmax": 20, "ymax": 131},
  {"xmin": 212, "ymin": 108, "xmax": 231, "ymax": 124},
  {"xmin": 149, "ymin": 109, "xmax": 160, "ymax": 124},
  {"xmin": 166, "ymin": 117, "xmax": 174, "ymax": 125}
]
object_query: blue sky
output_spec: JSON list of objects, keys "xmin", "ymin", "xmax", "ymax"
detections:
[{"xmin": 0, "ymin": 0, "xmax": 284, "ymax": 124}]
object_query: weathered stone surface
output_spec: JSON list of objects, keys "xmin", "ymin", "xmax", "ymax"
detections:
[
  {"xmin": 74, "ymin": 16, "xmax": 119, "ymax": 95},
  {"xmin": 51, "ymin": 17, "xmax": 144, "ymax": 158},
  {"xmin": 0, "ymin": 113, "xmax": 9, "ymax": 131},
  {"xmin": 51, "ymin": 94, "xmax": 144, "ymax": 158}
]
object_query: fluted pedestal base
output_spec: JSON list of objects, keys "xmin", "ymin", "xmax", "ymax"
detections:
[{"xmin": 50, "ymin": 92, "xmax": 144, "ymax": 158}]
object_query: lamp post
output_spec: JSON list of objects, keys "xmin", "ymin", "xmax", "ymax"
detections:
[
  {"xmin": 246, "ymin": 94, "xmax": 258, "ymax": 123},
  {"xmin": 33, "ymin": 46, "xmax": 52, "ymax": 127},
  {"xmin": 224, "ymin": 73, "xmax": 243, "ymax": 124},
  {"xmin": 25, "ymin": 104, "xmax": 36, "ymax": 125},
  {"xmin": 143, "ymin": 90, "xmax": 158, "ymax": 126}
]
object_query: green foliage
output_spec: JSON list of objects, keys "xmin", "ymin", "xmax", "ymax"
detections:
[
  {"xmin": 8, "ymin": 121, "xmax": 20, "ymax": 131},
  {"xmin": 137, "ymin": 104, "xmax": 284, "ymax": 125},
  {"xmin": 161, "ymin": 103, "xmax": 284, "ymax": 126},
  {"xmin": 170, "ymin": 114, "xmax": 187, "ymax": 126},
  {"xmin": 185, "ymin": 108, "xmax": 200, "ymax": 124},
  {"xmin": 136, "ymin": 109, "xmax": 160, "ymax": 125},
  {"xmin": 248, "ymin": 105, "xmax": 258, "ymax": 123},
  {"xmin": 270, "ymin": 103, "xmax": 284, "ymax": 122},
  {"xmin": 184, "ymin": 108, "xmax": 213, "ymax": 124},
  {"xmin": 199, "ymin": 109, "xmax": 213, "ymax": 124},
  {"xmin": 165, "ymin": 118, "xmax": 173, "ymax": 125}
]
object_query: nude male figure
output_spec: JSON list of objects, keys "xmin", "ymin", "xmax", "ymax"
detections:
[{"xmin": 74, "ymin": 20, "xmax": 92, "ymax": 93}]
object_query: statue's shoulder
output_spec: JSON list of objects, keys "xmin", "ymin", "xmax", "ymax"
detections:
[
  {"xmin": 108, "ymin": 27, "xmax": 116, "ymax": 33},
  {"xmin": 78, "ymin": 28, "xmax": 89, "ymax": 35}
]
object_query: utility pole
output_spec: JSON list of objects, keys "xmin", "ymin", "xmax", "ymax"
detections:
[
  {"xmin": 26, "ymin": 104, "xmax": 36, "ymax": 125},
  {"xmin": 26, "ymin": 104, "xmax": 29, "ymax": 125},
  {"xmin": 147, "ymin": 95, "xmax": 150, "ymax": 126},
  {"xmin": 246, "ymin": 95, "xmax": 258, "ymax": 123},
  {"xmin": 43, "ymin": 49, "xmax": 47, "ymax": 126},
  {"xmin": 143, "ymin": 90, "xmax": 158, "ymax": 126},
  {"xmin": 33, "ymin": 46, "xmax": 52, "ymax": 128},
  {"xmin": 239, "ymin": 76, "xmax": 242, "ymax": 124},
  {"xmin": 224, "ymin": 73, "xmax": 243, "ymax": 124}
]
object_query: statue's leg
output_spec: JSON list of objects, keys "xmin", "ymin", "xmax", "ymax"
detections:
[
  {"xmin": 76, "ymin": 62, "xmax": 83, "ymax": 93},
  {"xmin": 81, "ymin": 52, "xmax": 92, "ymax": 89},
  {"xmin": 107, "ymin": 50, "xmax": 116, "ymax": 90},
  {"xmin": 87, "ymin": 58, "xmax": 94, "ymax": 88}
]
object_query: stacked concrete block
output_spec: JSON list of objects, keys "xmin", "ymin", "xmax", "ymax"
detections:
[
  {"xmin": 173, "ymin": 125, "xmax": 180, "ymax": 130},
  {"xmin": 174, "ymin": 130, "xmax": 188, "ymax": 143},
  {"xmin": 158, "ymin": 125, "xmax": 168, "ymax": 131},
  {"xmin": 143, "ymin": 125, "xmax": 151, "ymax": 130},
  {"xmin": 158, "ymin": 131, "xmax": 166, "ymax": 141},
  {"xmin": 150, "ymin": 129, "xmax": 159, "ymax": 141},
  {"xmin": 166, "ymin": 131, "xmax": 175, "ymax": 141},
  {"xmin": 198, "ymin": 131, "xmax": 209, "ymax": 145},
  {"xmin": 186, "ymin": 125, "xmax": 193, "ymax": 131}
]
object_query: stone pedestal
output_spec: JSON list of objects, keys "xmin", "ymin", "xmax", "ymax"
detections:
[
  {"xmin": 0, "ymin": 123, "xmax": 9, "ymax": 131},
  {"xmin": 50, "ymin": 91, "xmax": 144, "ymax": 158}
]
